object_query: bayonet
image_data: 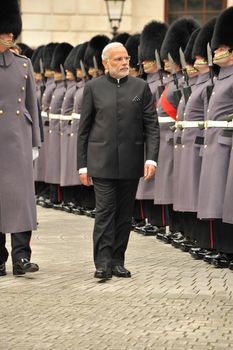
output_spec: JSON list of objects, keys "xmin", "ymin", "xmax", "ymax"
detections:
[
  {"xmin": 179, "ymin": 47, "xmax": 189, "ymax": 86},
  {"xmin": 80, "ymin": 59, "xmax": 88, "ymax": 80},
  {"xmin": 207, "ymin": 42, "xmax": 214, "ymax": 85},
  {"xmin": 206, "ymin": 42, "xmax": 214, "ymax": 102},
  {"xmin": 137, "ymin": 45, "xmax": 144, "ymax": 77},
  {"xmin": 168, "ymin": 53, "xmax": 182, "ymax": 107},
  {"xmin": 179, "ymin": 47, "xmax": 192, "ymax": 104},
  {"xmin": 60, "ymin": 63, "xmax": 67, "ymax": 88},
  {"xmin": 155, "ymin": 49, "xmax": 165, "ymax": 97},
  {"xmin": 93, "ymin": 55, "xmax": 99, "ymax": 77},
  {"xmin": 168, "ymin": 53, "xmax": 179, "ymax": 90}
]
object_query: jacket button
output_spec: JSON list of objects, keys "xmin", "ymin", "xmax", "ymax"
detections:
[
  {"xmin": 18, "ymin": 98, "xmax": 22, "ymax": 103},
  {"xmin": 16, "ymin": 110, "xmax": 20, "ymax": 115},
  {"xmin": 21, "ymin": 86, "xmax": 25, "ymax": 91},
  {"xmin": 70, "ymin": 133, "xmax": 74, "ymax": 137},
  {"xmin": 0, "ymin": 110, "xmax": 3, "ymax": 115},
  {"xmin": 24, "ymin": 75, "xmax": 28, "ymax": 79},
  {"xmin": 204, "ymin": 144, "xmax": 207, "ymax": 149},
  {"xmin": 23, "ymin": 63, "xmax": 27, "ymax": 67}
]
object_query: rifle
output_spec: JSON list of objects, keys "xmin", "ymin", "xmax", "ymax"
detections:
[
  {"xmin": 155, "ymin": 49, "xmax": 165, "ymax": 97},
  {"xmin": 39, "ymin": 58, "xmax": 46, "ymax": 107},
  {"xmin": 206, "ymin": 43, "xmax": 214, "ymax": 102},
  {"xmin": 179, "ymin": 47, "xmax": 192, "ymax": 104},
  {"xmin": 168, "ymin": 53, "xmax": 182, "ymax": 108}
]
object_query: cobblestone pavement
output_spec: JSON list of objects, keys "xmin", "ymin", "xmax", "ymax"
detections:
[{"xmin": 0, "ymin": 207, "xmax": 233, "ymax": 350}]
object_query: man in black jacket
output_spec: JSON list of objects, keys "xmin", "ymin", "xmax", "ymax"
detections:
[{"xmin": 77, "ymin": 42, "xmax": 159, "ymax": 280}]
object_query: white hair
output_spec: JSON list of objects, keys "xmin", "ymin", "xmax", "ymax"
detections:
[{"xmin": 102, "ymin": 42, "xmax": 125, "ymax": 60}]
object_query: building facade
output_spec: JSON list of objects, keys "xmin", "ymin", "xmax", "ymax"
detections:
[{"xmin": 19, "ymin": 0, "xmax": 231, "ymax": 47}]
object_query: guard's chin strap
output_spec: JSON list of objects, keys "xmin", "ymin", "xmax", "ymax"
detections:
[{"xmin": 0, "ymin": 38, "xmax": 14, "ymax": 48}]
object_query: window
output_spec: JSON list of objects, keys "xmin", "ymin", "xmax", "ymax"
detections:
[{"xmin": 165, "ymin": 0, "xmax": 227, "ymax": 25}]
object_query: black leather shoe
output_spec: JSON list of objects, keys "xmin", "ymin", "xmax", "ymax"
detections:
[
  {"xmin": 86, "ymin": 208, "xmax": 96, "ymax": 218},
  {"xmin": 94, "ymin": 268, "xmax": 112, "ymax": 279},
  {"xmin": 13, "ymin": 258, "xmax": 39, "ymax": 276},
  {"xmin": 41, "ymin": 199, "xmax": 54, "ymax": 209},
  {"xmin": 141, "ymin": 223, "xmax": 159, "ymax": 236},
  {"xmin": 211, "ymin": 254, "xmax": 233, "ymax": 268},
  {"xmin": 112, "ymin": 265, "xmax": 131, "ymax": 278},
  {"xmin": 189, "ymin": 248, "xmax": 212, "ymax": 260},
  {"xmin": 203, "ymin": 252, "xmax": 219, "ymax": 264},
  {"xmin": 0, "ymin": 262, "xmax": 6, "ymax": 276},
  {"xmin": 179, "ymin": 240, "xmax": 195, "ymax": 252},
  {"xmin": 72, "ymin": 206, "xmax": 85, "ymax": 215}
]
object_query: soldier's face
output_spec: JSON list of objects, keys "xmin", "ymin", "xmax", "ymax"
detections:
[
  {"xmin": 66, "ymin": 70, "xmax": 75, "ymax": 81},
  {"xmin": 213, "ymin": 46, "xmax": 233, "ymax": 67},
  {"xmin": 0, "ymin": 33, "xmax": 14, "ymax": 52},
  {"xmin": 142, "ymin": 60, "xmax": 157, "ymax": 74},
  {"xmin": 193, "ymin": 56, "xmax": 208, "ymax": 73},
  {"xmin": 104, "ymin": 46, "xmax": 130, "ymax": 79}
]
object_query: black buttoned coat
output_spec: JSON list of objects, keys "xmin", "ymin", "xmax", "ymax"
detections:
[{"xmin": 77, "ymin": 74, "xmax": 159, "ymax": 179}]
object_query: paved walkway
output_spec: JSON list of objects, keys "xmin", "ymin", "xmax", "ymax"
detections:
[{"xmin": 0, "ymin": 206, "xmax": 233, "ymax": 350}]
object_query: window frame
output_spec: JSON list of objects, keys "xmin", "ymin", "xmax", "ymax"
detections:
[{"xmin": 165, "ymin": 0, "xmax": 227, "ymax": 24}]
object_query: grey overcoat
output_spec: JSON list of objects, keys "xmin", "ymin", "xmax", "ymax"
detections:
[
  {"xmin": 60, "ymin": 80, "xmax": 76, "ymax": 186},
  {"xmin": 0, "ymin": 49, "xmax": 41, "ymax": 233},
  {"xmin": 154, "ymin": 73, "xmax": 183, "ymax": 204},
  {"xmin": 197, "ymin": 66, "xmax": 233, "ymax": 219},
  {"xmin": 34, "ymin": 78, "xmax": 56, "ymax": 182},
  {"xmin": 45, "ymin": 80, "xmax": 66, "ymax": 184},
  {"xmin": 174, "ymin": 74, "xmax": 208, "ymax": 212},
  {"xmin": 136, "ymin": 72, "xmax": 162, "ymax": 200}
]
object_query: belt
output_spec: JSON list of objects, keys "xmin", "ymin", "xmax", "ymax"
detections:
[
  {"xmin": 177, "ymin": 121, "xmax": 203, "ymax": 129},
  {"xmin": 41, "ymin": 111, "xmax": 48, "ymax": 118},
  {"xmin": 49, "ymin": 113, "xmax": 60, "ymax": 120},
  {"xmin": 158, "ymin": 116, "xmax": 175, "ymax": 123},
  {"xmin": 72, "ymin": 113, "xmax": 81, "ymax": 120},
  {"xmin": 60, "ymin": 115, "xmax": 72, "ymax": 121},
  {"xmin": 199, "ymin": 120, "xmax": 232, "ymax": 129}
]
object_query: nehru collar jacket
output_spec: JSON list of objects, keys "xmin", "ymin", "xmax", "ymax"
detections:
[{"xmin": 77, "ymin": 73, "xmax": 160, "ymax": 179}]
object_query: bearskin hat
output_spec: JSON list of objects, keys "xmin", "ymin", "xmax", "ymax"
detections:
[
  {"xmin": 42, "ymin": 43, "xmax": 59, "ymax": 71},
  {"xmin": 192, "ymin": 17, "xmax": 217, "ymax": 61},
  {"xmin": 31, "ymin": 45, "xmax": 45, "ymax": 73},
  {"xmin": 140, "ymin": 21, "xmax": 168, "ymax": 61},
  {"xmin": 125, "ymin": 34, "xmax": 140, "ymax": 69},
  {"xmin": 17, "ymin": 43, "xmax": 34, "ymax": 59},
  {"xmin": 74, "ymin": 42, "xmax": 88, "ymax": 69},
  {"xmin": 211, "ymin": 7, "xmax": 233, "ymax": 51},
  {"xmin": 84, "ymin": 35, "xmax": 110, "ymax": 70},
  {"xmin": 184, "ymin": 28, "xmax": 201, "ymax": 65},
  {"xmin": 111, "ymin": 32, "xmax": 131, "ymax": 45},
  {"xmin": 160, "ymin": 17, "xmax": 199, "ymax": 66},
  {"xmin": 50, "ymin": 42, "xmax": 73, "ymax": 72},
  {"xmin": 0, "ymin": 0, "xmax": 22, "ymax": 39},
  {"xmin": 64, "ymin": 45, "xmax": 80, "ymax": 76}
]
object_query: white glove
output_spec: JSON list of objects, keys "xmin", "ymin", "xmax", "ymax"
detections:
[{"xmin": 32, "ymin": 147, "xmax": 39, "ymax": 161}]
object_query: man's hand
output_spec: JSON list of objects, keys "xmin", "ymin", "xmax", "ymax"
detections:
[
  {"xmin": 144, "ymin": 164, "xmax": 156, "ymax": 180},
  {"xmin": 79, "ymin": 173, "xmax": 92, "ymax": 186}
]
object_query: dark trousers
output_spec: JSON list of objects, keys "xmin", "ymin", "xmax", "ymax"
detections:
[
  {"xmin": 92, "ymin": 178, "xmax": 139, "ymax": 270},
  {"xmin": 0, "ymin": 231, "xmax": 32, "ymax": 264}
]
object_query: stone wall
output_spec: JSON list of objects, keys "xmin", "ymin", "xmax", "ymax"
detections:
[{"xmin": 20, "ymin": 0, "xmax": 164, "ymax": 47}]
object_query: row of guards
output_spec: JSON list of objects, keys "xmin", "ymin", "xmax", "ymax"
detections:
[{"xmin": 19, "ymin": 6, "xmax": 233, "ymax": 270}]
